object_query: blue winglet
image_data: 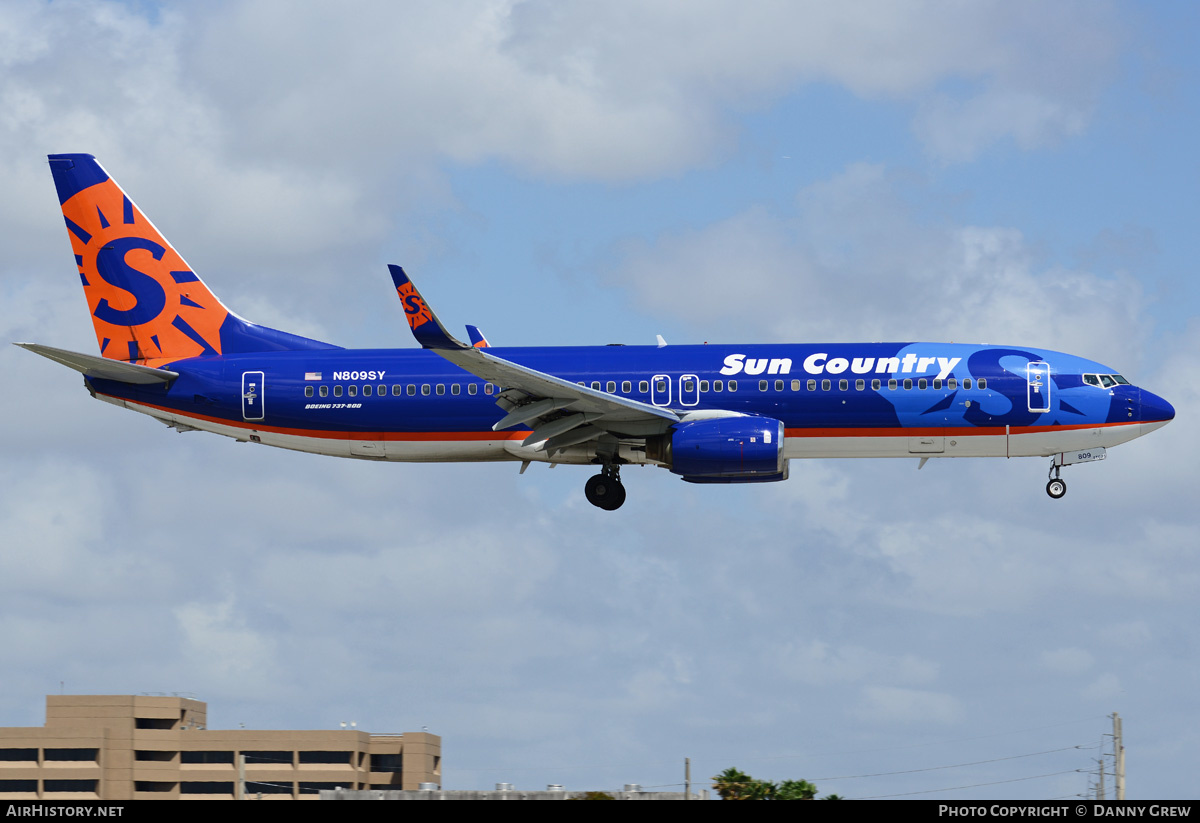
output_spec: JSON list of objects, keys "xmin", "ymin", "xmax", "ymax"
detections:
[
  {"xmin": 466, "ymin": 325, "xmax": 490, "ymax": 348},
  {"xmin": 387, "ymin": 265, "xmax": 468, "ymax": 350}
]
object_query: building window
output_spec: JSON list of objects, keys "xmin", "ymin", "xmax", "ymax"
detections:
[
  {"xmin": 43, "ymin": 780, "xmax": 98, "ymax": 793},
  {"xmin": 134, "ymin": 751, "xmax": 175, "ymax": 762},
  {"xmin": 0, "ymin": 781, "xmax": 36, "ymax": 793},
  {"xmin": 299, "ymin": 751, "xmax": 352, "ymax": 765},
  {"xmin": 135, "ymin": 782, "xmax": 175, "ymax": 793},
  {"xmin": 0, "ymin": 749, "xmax": 36, "ymax": 762},
  {"xmin": 246, "ymin": 781, "xmax": 293, "ymax": 795},
  {"xmin": 43, "ymin": 749, "xmax": 98, "ymax": 762},
  {"xmin": 181, "ymin": 751, "xmax": 234, "ymax": 764},
  {"xmin": 243, "ymin": 751, "xmax": 293, "ymax": 766},
  {"xmin": 180, "ymin": 782, "xmax": 234, "ymax": 795}
]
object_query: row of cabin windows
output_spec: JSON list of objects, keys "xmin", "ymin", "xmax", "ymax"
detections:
[
  {"xmin": 757, "ymin": 376, "xmax": 986, "ymax": 392},
  {"xmin": 303, "ymin": 376, "xmax": 987, "ymax": 399},
  {"xmin": 581, "ymin": 377, "xmax": 985, "ymax": 393},
  {"xmin": 306, "ymin": 382, "xmax": 498, "ymax": 399}
]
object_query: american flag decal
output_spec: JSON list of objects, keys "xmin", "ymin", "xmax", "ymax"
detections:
[{"xmin": 305, "ymin": 372, "xmax": 322, "ymax": 381}]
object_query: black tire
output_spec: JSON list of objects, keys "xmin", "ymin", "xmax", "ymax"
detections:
[
  {"xmin": 585, "ymin": 474, "xmax": 626, "ymax": 510},
  {"xmin": 1046, "ymin": 478, "xmax": 1066, "ymax": 499}
]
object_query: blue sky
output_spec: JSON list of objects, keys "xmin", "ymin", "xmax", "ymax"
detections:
[{"xmin": 1, "ymin": 0, "xmax": 1197, "ymax": 799}]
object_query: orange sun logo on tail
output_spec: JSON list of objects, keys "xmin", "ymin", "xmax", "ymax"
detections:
[{"xmin": 396, "ymin": 281, "xmax": 433, "ymax": 330}]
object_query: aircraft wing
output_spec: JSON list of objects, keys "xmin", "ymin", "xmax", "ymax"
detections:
[{"xmin": 388, "ymin": 265, "xmax": 679, "ymax": 450}]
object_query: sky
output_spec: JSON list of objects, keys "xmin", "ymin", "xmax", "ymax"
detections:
[{"xmin": 0, "ymin": 0, "xmax": 1197, "ymax": 800}]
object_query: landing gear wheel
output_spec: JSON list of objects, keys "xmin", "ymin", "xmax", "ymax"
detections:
[
  {"xmin": 585, "ymin": 473, "xmax": 626, "ymax": 510},
  {"xmin": 1046, "ymin": 478, "xmax": 1066, "ymax": 499}
]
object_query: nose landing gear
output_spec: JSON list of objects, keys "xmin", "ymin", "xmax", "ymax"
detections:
[
  {"xmin": 1046, "ymin": 462, "xmax": 1066, "ymax": 499},
  {"xmin": 585, "ymin": 465, "xmax": 626, "ymax": 510}
]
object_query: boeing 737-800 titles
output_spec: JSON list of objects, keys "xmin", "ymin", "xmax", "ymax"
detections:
[{"xmin": 20, "ymin": 154, "xmax": 1175, "ymax": 510}]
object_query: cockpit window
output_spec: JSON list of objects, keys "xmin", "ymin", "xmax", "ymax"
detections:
[
  {"xmin": 1099, "ymin": 375, "xmax": 1117, "ymax": 388},
  {"xmin": 1084, "ymin": 374, "xmax": 1101, "ymax": 387},
  {"xmin": 1112, "ymin": 374, "xmax": 1130, "ymax": 385}
]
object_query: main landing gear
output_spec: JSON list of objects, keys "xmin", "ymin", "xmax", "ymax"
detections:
[
  {"xmin": 585, "ymin": 465, "xmax": 626, "ymax": 511},
  {"xmin": 1046, "ymin": 462, "xmax": 1067, "ymax": 499}
]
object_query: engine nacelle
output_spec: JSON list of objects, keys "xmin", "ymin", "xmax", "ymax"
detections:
[{"xmin": 662, "ymin": 416, "xmax": 786, "ymax": 480}]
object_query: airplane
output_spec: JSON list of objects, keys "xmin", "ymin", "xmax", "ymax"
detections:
[{"xmin": 19, "ymin": 153, "xmax": 1175, "ymax": 510}]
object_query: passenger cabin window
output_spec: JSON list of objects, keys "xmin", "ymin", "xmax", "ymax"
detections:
[
  {"xmin": 377, "ymin": 384, "xmax": 385, "ymax": 395},
  {"xmin": 728, "ymin": 381, "xmax": 738, "ymax": 392},
  {"xmin": 451, "ymin": 384, "xmax": 461, "ymax": 395},
  {"xmin": 348, "ymin": 385, "xmax": 357, "ymax": 397},
  {"xmin": 807, "ymin": 379, "xmax": 816, "ymax": 391},
  {"xmin": 639, "ymin": 380, "xmax": 649, "ymax": 392},
  {"xmin": 334, "ymin": 385, "xmax": 343, "ymax": 397},
  {"xmin": 791, "ymin": 379, "xmax": 800, "ymax": 391},
  {"xmin": 821, "ymin": 379, "xmax": 831, "ymax": 391},
  {"xmin": 774, "ymin": 379, "xmax": 784, "ymax": 391},
  {"xmin": 607, "ymin": 381, "xmax": 617, "ymax": 392},
  {"xmin": 591, "ymin": 381, "xmax": 601, "ymax": 391},
  {"xmin": 305, "ymin": 386, "xmax": 313, "ymax": 397},
  {"xmin": 407, "ymin": 384, "xmax": 416, "ymax": 396},
  {"xmin": 319, "ymin": 386, "xmax": 328, "ymax": 397},
  {"xmin": 622, "ymin": 381, "xmax": 632, "ymax": 393},
  {"xmin": 699, "ymin": 380, "xmax": 709, "ymax": 392},
  {"xmin": 713, "ymin": 380, "xmax": 723, "ymax": 392},
  {"xmin": 392, "ymin": 384, "xmax": 402, "ymax": 396},
  {"xmin": 362, "ymin": 385, "xmax": 371, "ymax": 396},
  {"xmin": 655, "ymin": 379, "xmax": 667, "ymax": 392},
  {"xmin": 918, "ymin": 378, "xmax": 927, "ymax": 390},
  {"xmin": 759, "ymin": 380, "xmax": 768, "ymax": 391},
  {"xmin": 856, "ymin": 379, "xmax": 865, "ymax": 391},
  {"xmin": 684, "ymin": 379, "xmax": 696, "ymax": 393},
  {"xmin": 485, "ymin": 384, "xmax": 494, "ymax": 395},
  {"xmin": 933, "ymin": 379, "xmax": 941, "ymax": 390},
  {"xmin": 963, "ymin": 378, "xmax": 972, "ymax": 389},
  {"xmin": 903, "ymin": 379, "xmax": 912, "ymax": 390},
  {"xmin": 871, "ymin": 379, "xmax": 880, "ymax": 390},
  {"xmin": 421, "ymin": 384, "xmax": 430, "ymax": 396},
  {"xmin": 468, "ymin": 384, "xmax": 477, "ymax": 395},
  {"xmin": 978, "ymin": 378, "xmax": 988, "ymax": 389},
  {"xmin": 948, "ymin": 379, "xmax": 957, "ymax": 390},
  {"xmin": 839, "ymin": 379, "xmax": 848, "ymax": 391},
  {"xmin": 436, "ymin": 384, "xmax": 445, "ymax": 395}
]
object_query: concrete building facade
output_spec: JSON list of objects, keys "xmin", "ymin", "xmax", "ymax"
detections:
[{"xmin": 0, "ymin": 695, "xmax": 440, "ymax": 801}]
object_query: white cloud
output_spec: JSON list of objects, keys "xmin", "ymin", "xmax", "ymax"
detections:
[
  {"xmin": 857, "ymin": 685, "xmax": 964, "ymax": 725},
  {"xmin": 615, "ymin": 162, "xmax": 1151, "ymax": 370}
]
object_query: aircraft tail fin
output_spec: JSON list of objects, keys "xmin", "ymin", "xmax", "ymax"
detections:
[{"xmin": 47, "ymin": 153, "xmax": 337, "ymax": 364}]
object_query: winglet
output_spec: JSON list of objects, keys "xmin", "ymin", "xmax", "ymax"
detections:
[
  {"xmin": 466, "ymin": 325, "xmax": 490, "ymax": 348},
  {"xmin": 387, "ymin": 265, "xmax": 468, "ymax": 350}
]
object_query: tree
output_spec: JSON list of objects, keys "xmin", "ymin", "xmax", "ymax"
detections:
[{"xmin": 712, "ymin": 768, "xmax": 831, "ymax": 800}]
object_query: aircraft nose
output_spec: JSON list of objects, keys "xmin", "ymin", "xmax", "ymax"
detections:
[{"xmin": 1139, "ymin": 389, "xmax": 1175, "ymax": 423}]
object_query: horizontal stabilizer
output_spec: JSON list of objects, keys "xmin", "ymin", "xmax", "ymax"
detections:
[{"xmin": 15, "ymin": 343, "xmax": 178, "ymax": 384}]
